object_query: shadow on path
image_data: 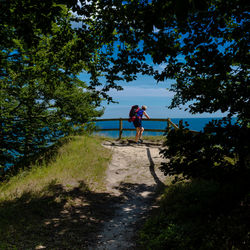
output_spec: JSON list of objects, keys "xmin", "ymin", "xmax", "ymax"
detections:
[
  {"xmin": 88, "ymin": 182, "xmax": 161, "ymax": 250},
  {"xmin": 102, "ymin": 139, "xmax": 163, "ymax": 148},
  {"xmin": 146, "ymin": 147, "xmax": 166, "ymax": 189}
]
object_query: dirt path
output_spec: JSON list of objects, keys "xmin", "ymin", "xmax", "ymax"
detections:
[{"xmin": 88, "ymin": 139, "xmax": 168, "ymax": 250}]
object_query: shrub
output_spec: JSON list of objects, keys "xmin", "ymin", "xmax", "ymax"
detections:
[
  {"xmin": 139, "ymin": 180, "xmax": 250, "ymax": 250},
  {"xmin": 160, "ymin": 120, "xmax": 250, "ymax": 184}
]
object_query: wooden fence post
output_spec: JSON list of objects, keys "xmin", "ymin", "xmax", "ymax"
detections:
[
  {"xmin": 119, "ymin": 118, "xmax": 123, "ymax": 139},
  {"xmin": 94, "ymin": 118, "xmax": 189, "ymax": 136},
  {"xmin": 167, "ymin": 118, "xmax": 171, "ymax": 130}
]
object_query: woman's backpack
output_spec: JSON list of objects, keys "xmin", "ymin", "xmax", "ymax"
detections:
[{"xmin": 128, "ymin": 105, "xmax": 140, "ymax": 122}]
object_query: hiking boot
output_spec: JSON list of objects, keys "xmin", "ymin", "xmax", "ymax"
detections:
[{"xmin": 139, "ymin": 139, "xmax": 143, "ymax": 143}]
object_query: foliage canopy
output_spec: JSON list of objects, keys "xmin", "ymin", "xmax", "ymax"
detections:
[
  {"xmin": 80, "ymin": 0, "xmax": 249, "ymax": 122},
  {"xmin": 0, "ymin": 2, "xmax": 115, "ymax": 173}
]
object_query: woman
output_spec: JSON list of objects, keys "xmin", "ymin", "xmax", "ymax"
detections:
[{"xmin": 133, "ymin": 105, "xmax": 150, "ymax": 144}]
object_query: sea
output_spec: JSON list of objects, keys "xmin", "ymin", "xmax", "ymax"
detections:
[
  {"xmin": 2, "ymin": 117, "xmax": 236, "ymax": 171},
  {"xmin": 94, "ymin": 117, "xmax": 237, "ymax": 138}
]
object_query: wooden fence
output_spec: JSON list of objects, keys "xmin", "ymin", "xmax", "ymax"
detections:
[{"xmin": 94, "ymin": 118, "xmax": 180, "ymax": 139}]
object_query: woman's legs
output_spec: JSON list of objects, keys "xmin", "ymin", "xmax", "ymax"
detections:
[
  {"xmin": 135, "ymin": 127, "xmax": 140, "ymax": 142},
  {"xmin": 135, "ymin": 127, "xmax": 144, "ymax": 143},
  {"xmin": 139, "ymin": 127, "xmax": 144, "ymax": 140}
]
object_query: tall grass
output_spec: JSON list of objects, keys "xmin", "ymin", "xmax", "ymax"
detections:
[
  {"xmin": 0, "ymin": 135, "xmax": 112, "ymax": 249},
  {"xmin": 0, "ymin": 135, "xmax": 111, "ymax": 201}
]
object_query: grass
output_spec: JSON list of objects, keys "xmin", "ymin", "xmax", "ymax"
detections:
[
  {"xmin": 0, "ymin": 135, "xmax": 111, "ymax": 200},
  {"xmin": 0, "ymin": 135, "xmax": 113, "ymax": 249}
]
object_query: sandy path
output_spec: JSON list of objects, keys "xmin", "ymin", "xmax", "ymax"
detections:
[{"xmin": 88, "ymin": 139, "xmax": 167, "ymax": 250}]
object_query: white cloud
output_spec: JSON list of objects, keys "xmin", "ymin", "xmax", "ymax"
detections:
[
  {"xmin": 107, "ymin": 86, "xmax": 174, "ymax": 97},
  {"xmin": 152, "ymin": 63, "xmax": 168, "ymax": 73},
  {"xmin": 102, "ymin": 104, "xmax": 228, "ymax": 119},
  {"xmin": 153, "ymin": 26, "xmax": 160, "ymax": 34}
]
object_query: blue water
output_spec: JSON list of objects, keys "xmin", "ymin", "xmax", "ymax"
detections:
[{"xmin": 95, "ymin": 117, "xmax": 237, "ymax": 138}]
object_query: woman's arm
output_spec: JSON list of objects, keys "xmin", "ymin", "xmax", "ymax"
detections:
[{"xmin": 143, "ymin": 111, "xmax": 150, "ymax": 119}]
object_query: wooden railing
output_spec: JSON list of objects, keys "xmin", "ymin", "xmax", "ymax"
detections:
[{"xmin": 94, "ymin": 118, "xmax": 180, "ymax": 139}]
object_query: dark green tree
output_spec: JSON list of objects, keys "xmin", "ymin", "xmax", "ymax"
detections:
[{"xmin": 0, "ymin": 4, "xmax": 110, "ymax": 174}]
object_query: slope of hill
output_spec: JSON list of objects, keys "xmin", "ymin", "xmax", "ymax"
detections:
[{"xmin": 0, "ymin": 135, "xmax": 168, "ymax": 249}]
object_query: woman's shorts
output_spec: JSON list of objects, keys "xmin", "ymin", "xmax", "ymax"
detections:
[{"xmin": 133, "ymin": 118, "xmax": 142, "ymax": 128}]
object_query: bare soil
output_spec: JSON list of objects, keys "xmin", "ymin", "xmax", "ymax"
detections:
[{"xmin": 87, "ymin": 139, "xmax": 168, "ymax": 250}]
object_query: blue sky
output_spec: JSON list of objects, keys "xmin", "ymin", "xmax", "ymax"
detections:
[
  {"xmin": 76, "ymin": 41, "xmax": 227, "ymax": 119},
  {"xmin": 75, "ymin": 37, "xmax": 226, "ymax": 119},
  {"xmin": 78, "ymin": 72, "xmax": 226, "ymax": 119}
]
